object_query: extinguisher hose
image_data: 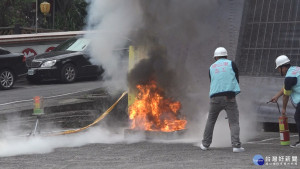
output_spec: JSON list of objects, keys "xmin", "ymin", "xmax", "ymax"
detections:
[
  {"xmin": 266, "ymin": 101, "xmax": 281, "ymax": 115},
  {"xmin": 267, "ymin": 101, "xmax": 295, "ymax": 119},
  {"xmin": 275, "ymin": 101, "xmax": 281, "ymax": 115}
]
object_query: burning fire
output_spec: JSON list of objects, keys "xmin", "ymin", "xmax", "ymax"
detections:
[{"xmin": 129, "ymin": 79, "xmax": 187, "ymax": 132}]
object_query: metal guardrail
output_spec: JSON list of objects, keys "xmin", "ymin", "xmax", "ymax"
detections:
[
  {"xmin": 0, "ymin": 27, "xmax": 14, "ymax": 35},
  {"xmin": 0, "ymin": 27, "xmax": 60, "ymax": 35},
  {"xmin": 0, "ymin": 31, "xmax": 86, "ymax": 46}
]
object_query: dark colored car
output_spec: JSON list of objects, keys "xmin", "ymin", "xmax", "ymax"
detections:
[
  {"xmin": 0, "ymin": 47, "xmax": 27, "ymax": 89},
  {"xmin": 26, "ymin": 37, "xmax": 104, "ymax": 83}
]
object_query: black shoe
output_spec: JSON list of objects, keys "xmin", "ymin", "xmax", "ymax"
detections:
[{"xmin": 290, "ymin": 141, "xmax": 300, "ymax": 148}]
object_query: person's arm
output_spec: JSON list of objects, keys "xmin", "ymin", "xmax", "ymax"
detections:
[
  {"xmin": 270, "ymin": 88, "xmax": 284, "ymax": 103},
  {"xmin": 282, "ymin": 95, "xmax": 289, "ymax": 115},
  {"xmin": 232, "ymin": 61, "xmax": 239, "ymax": 83},
  {"xmin": 281, "ymin": 77, "xmax": 297, "ymax": 115}
]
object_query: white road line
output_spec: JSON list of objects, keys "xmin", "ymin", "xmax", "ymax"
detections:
[
  {"xmin": 0, "ymin": 99, "xmax": 33, "ymax": 106},
  {"xmin": 246, "ymin": 134, "xmax": 298, "ymax": 144},
  {"xmin": 0, "ymin": 88, "xmax": 98, "ymax": 106}
]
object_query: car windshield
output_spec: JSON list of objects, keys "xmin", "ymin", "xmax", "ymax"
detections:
[{"xmin": 54, "ymin": 37, "xmax": 90, "ymax": 52}]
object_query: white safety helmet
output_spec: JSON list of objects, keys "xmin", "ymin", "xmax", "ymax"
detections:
[
  {"xmin": 275, "ymin": 55, "xmax": 290, "ymax": 69},
  {"xmin": 214, "ymin": 47, "xmax": 228, "ymax": 57}
]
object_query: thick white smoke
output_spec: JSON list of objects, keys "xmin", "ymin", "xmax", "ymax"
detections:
[
  {"xmin": 0, "ymin": 0, "xmax": 145, "ymax": 158},
  {"xmin": 0, "ymin": 126, "xmax": 124, "ymax": 157},
  {"xmin": 85, "ymin": 0, "xmax": 143, "ymax": 93}
]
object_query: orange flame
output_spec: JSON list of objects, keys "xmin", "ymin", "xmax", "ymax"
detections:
[{"xmin": 129, "ymin": 79, "xmax": 187, "ymax": 132}]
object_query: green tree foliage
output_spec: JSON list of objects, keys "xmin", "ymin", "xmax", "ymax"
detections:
[
  {"xmin": 55, "ymin": 0, "xmax": 87, "ymax": 31},
  {"xmin": 0, "ymin": 0, "xmax": 88, "ymax": 31},
  {"xmin": 0, "ymin": 0, "xmax": 35, "ymax": 27}
]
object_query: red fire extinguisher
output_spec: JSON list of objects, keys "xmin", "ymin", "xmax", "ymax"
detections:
[
  {"xmin": 279, "ymin": 115, "xmax": 290, "ymax": 145},
  {"xmin": 267, "ymin": 101, "xmax": 290, "ymax": 145}
]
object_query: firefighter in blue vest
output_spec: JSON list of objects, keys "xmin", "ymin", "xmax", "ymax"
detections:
[
  {"xmin": 270, "ymin": 55, "xmax": 300, "ymax": 148},
  {"xmin": 200, "ymin": 47, "xmax": 245, "ymax": 153}
]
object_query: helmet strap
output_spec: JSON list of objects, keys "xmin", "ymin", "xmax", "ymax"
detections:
[{"xmin": 280, "ymin": 67, "xmax": 284, "ymax": 76}]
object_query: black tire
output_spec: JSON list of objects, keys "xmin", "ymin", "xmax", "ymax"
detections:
[
  {"xmin": 61, "ymin": 63, "xmax": 77, "ymax": 83},
  {"xmin": 0, "ymin": 69, "xmax": 15, "ymax": 90}
]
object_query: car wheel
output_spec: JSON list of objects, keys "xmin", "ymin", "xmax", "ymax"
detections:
[
  {"xmin": 0, "ymin": 69, "xmax": 15, "ymax": 89},
  {"xmin": 61, "ymin": 63, "xmax": 77, "ymax": 83}
]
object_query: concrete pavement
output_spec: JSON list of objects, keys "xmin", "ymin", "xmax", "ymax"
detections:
[
  {"xmin": 0, "ymin": 131, "xmax": 299, "ymax": 169},
  {"xmin": 0, "ymin": 87, "xmax": 128, "ymax": 136}
]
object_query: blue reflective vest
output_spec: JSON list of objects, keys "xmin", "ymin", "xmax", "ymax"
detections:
[
  {"xmin": 209, "ymin": 59, "xmax": 240, "ymax": 97},
  {"xmin": 285, "ymin": 66, "xmax": 300, "ymax": 104}
]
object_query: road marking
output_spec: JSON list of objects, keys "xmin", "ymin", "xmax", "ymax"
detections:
[
  {"xmin": 0, "ymin": 99, "xmax": 33, "ymax": 106},
  {"xmin": 246, "ymin": 134, "xmax": 298, "ymax": 144},
  {"xmin": 0, "ymin": 88, "xmax": 100, "ymax": 106}
]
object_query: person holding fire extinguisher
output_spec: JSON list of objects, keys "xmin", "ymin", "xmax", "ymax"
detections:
[{"xmin": 270, "ymin": 55, "xmax": 300, "ymax": 148}]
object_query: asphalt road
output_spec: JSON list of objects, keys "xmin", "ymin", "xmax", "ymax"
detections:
[
  {"xmin": 0, "ymin": 78, "xmax": 299, "ymax": 169},
  {"xmin": 0, "ymin": 78, "xmax": 109, "ymax": 116},
  {"xmin": 0, "ymin": 78, "xmax": 104, "ymax": 105},
  {"xmin": 0, "ymin": 130, "xmax": 299, "ymax": 169},
  {"xmin": 0, "ymin": 75, "xmax": 299, "ymax": 169}
]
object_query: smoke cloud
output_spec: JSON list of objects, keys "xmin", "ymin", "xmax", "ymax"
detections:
[
  {"xmin": 127, "ymin": 0, "xmax": 257, "ymax": 146},
  {"xmin": 85, "ymin": 0, "xmax": 256, "ymax": 146},
  {"xmin": 0, "ymin": 0, "xmax": 261, "ymax": 157},
  {"xmin": 0, "ymin": 126, "xmax": 124, "ymax": 157},
  {"xmin": 127, "ymin": 0, "xmax": 223, "ymax": 127},
  {"xmin": 84, "ymin": 0, "xmax": 143, "ymax": 94}
]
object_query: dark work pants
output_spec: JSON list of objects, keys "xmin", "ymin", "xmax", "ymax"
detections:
[
  {"xmin": 295, "ymin": 104, "xmax": 300, "ymax": 141},
  {"xmin": 202, "ymin": 96, "xmax": 241, "ymax": 148}
]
